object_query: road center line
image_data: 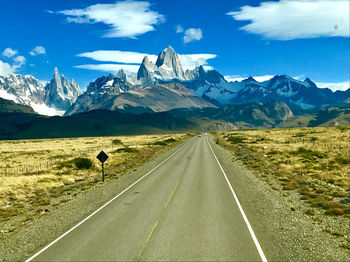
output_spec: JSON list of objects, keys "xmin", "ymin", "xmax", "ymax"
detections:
[
  {"xmin": 136, "ymin": 220, "xmax": 159, "ymax": 261},
  {"xmin": 164, "ymin": 180, "xmax": 180, "ymax": 209},
  {"xmin": 206, "ymin": 136, "xmax": 268, "ymax": 262},
  {"xmin": 25, "ymin": 138, "xmax": 194, "ymax": 262}
]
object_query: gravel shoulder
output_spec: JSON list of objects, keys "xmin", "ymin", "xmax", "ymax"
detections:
[
  {"xmin": 0, "ymin": 138, "xmax": 191, "ymax": 261},
  {"xmin": 208, "ymin": 136, "xmax": 349, "ymax": 261}
]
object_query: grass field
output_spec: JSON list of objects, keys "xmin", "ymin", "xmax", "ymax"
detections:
[
  {"xmin": 214, "ymin": 127, "xmax": 350, "ymax": 215},
  {"xmin": 0, "ymin": 133, "xmax": 189, "ymax": 235},
  {"xmin": 213, "ymin": 127, "xmax": 350, "ymax": 216},
  {"xmin": 212, "ymin": 126, "xmax": 350, "ymax": 248}
]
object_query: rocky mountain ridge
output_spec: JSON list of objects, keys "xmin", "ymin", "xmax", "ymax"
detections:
[
  {"xmin": 123, "ymin": 46, "xmax": 349, "ymax": 111},
  {"xmin": 0, "ymin": 68, "xmax": 81, "ymax": 115},
  {"xmin": 0, "ymin": 46, "xmax": 348, "ymax": 118}
]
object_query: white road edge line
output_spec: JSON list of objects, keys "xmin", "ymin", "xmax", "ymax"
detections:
[
  {"xmin": 206, "ymin": 136, "xmax": 268, "ymax": 262},
  {"xmin": 25, "ymin": 138, "xmax": 194, "ymax": 262}
]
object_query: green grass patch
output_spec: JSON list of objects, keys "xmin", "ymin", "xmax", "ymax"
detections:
[
  {"xmin": 291, "ymin": 147, "xmax": 326, "ymax": 160},
  {"xmin": 112, "ymin": 139, "xmax": 123, "ymax": 145},
  {"xmin": 115, "ymin": 147, "xmax": 139, "ymax": 153},
  {"xmin": 226, "ymin": 136, "xmax": 245, "ymax": 144},
  {"xmin": 73, "ymin": 158, "xmax": 93, "ymax": 170},
  {"xmin": 154, "ymin": 141, "xmax": 167, "ymax": 146}
]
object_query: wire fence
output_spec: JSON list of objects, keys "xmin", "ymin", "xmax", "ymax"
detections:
[{"xmin": 0, "ymin": 146, "xmax": 113, "ymax": 176}]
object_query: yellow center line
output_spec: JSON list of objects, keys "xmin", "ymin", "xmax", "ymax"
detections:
[
  {"xmin": 137, "ymin": 220, "xmax": 159, "ymax": 261},
  {"xmin": 137, "ymin": 179, "xmax": 180, "ymax": 261},
  {"xmin": 164, "ymin": 180, "xmax": 179, "ymax": 209}
]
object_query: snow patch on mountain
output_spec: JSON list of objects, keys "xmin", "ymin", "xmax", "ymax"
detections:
[
  {"xmin": 0, "ymin": 88, "xmax": 18, "ymax": 102},
  {"xmin": 30, "ymin": 102, "xmax": 65, "ymax": 116}
]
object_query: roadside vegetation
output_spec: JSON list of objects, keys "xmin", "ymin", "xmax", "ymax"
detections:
[
  {"xmin": 212, "ymin": 126, "xmax": 350, "ymax": 249},
  {"xmin": 0, "ymin": 134, "xmax": 188, "ymax": 237}
]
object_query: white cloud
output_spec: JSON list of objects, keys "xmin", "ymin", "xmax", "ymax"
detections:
[
  {"xmin": 0, "ymin": 60, "xmax": 14, "ymax": 75},
  {"xmin": 0, "ymin": 55, "xmax": 26, "ymax": 76},
  {"xmin": 179, "ymin": 54, "xmax": 217, "ymax": 70},
  {"xmin": 175, "ymin": 24, "xmax": 184, "ymax": 33},
  {"xmin": 29, "ymin": 46, "xmax": 46, "ymax": 56},
  {"xmin": 316, "ymin": 81, "xmax": 350, "ymax": 91},
  {"xmin": 75, "ymin": 64, "xmax": 140, "ymax": 73},
  {"xmin": 2, "ymin": 48, "xmax": 18, "ymax": 58},
  {"xmin": 184, "ymin": 28, "xmax": 203, "ymax": 43},
  {"xmin": 227, "ymin": 0, "xmax": 350, "ymax": 40},
  {"xmin": 225, "ymin": 75, "xmax": 274, "ymax": 82},
  {"xmin": 57, "ymin": 1, "xmax": 165, "ymax": 38},
  {"xmin": 75, "ymin": 49, "xmax": 217, "ymax": 72},
  {"xmin": 77, "ymin": 50, "xmax": 158, "ymax": 64},
  {"xmin": 13, "ymin": 56, "xmax": 26, "ymax": 70}
]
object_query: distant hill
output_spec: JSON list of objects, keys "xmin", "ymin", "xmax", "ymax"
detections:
[
  {"xmin": 169, "ymin": 100, "xmax": 294, "ymax": 129},
  {"xmin": 0, "ymin": 97, "xmax": 35, "ymax": 114},
  {"xmin": 309, "ymin": 106, "xmax": 350, "ymax": 127},
  {"xmin": 0, "ymin": 110, "xmax": 235, "ymax": 140}
]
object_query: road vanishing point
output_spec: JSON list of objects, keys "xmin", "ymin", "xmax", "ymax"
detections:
[{"xmin": 27, "ymin": 135, "xmax": 267, "ymax": 261}]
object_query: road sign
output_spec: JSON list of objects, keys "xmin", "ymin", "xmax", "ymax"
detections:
[
  {"xmin": 97, "ymin": 151, "xmax": 108, "ymax": 163},
  {"xmin": 97, "ymin": 151, "xmax": 109, "ymax": 182}
]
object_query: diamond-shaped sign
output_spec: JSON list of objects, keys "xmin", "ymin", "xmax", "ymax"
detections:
[{"xmin": 97, "ymin": 151, "xmax": 108, "ymax": 163}]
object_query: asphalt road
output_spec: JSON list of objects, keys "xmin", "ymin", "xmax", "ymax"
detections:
[{"xmin": 28, "ymin": 135, "xmax": 267, "ymax": 261}]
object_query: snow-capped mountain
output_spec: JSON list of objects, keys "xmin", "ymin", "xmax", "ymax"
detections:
[
  {"xmin": 44, "ymin": 67, "xmax": 81, "ymax": 111},
  {"xmin": 65, "ymin": 74, "xmax": 215, "ymax": 115},
  {"xmin": 136, "ymin": 46, "xmax": 185, "ymax": 84},
  {"xmin": 228, "ymin": 75, "xmax": 349, "ymax": 110},
  {"xmin": 0, "ymin": 68, "xmax": 81, "ymax": 116},
  {"xmin": 66, "ymin": 46, "xmax": 349, "ymax": 116},
  {"xmin": 130, "ymin": 46, "xmax": 349, "ymax": 110}
]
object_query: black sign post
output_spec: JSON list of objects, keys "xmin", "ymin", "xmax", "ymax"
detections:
[{"xmin": 97, "ymin": 151, "xmax": 109, "ymax": 182}]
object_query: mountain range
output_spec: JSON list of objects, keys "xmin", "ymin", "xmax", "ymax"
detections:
[
  {"xmin": 0, "ymin": 46, "xmax": 348, "ymax": 138},
  {"xmin": 66, "ymin": 46, "xmax": 348, "ymax": 116}
]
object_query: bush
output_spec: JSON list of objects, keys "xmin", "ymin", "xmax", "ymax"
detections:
[
  {"xmin": 293, "ymin": 133, "xmax": 305, "ymax": 137},
  {"xmin": 73, "ymin": 158, "xmax": 93, "ymax": 170},
  {"xmin": 291, "ymin": 147, "xmax": 326, "ymax": 160},
  {"xmin": 115, "ymin": 147, "xmax": 138, "ymax": 153},
  {"xmin": 112, "ymin": 139, "xmax": 122, "ymax": 145},
  {"xmin": 154, "ymin": 141, "xmax": 167, "ymax": 146},
  {"xmin": 325, "ymin": 208, "xmax": 344, "ymax": 216},
  {"xmin": 335, "ymin": 156, "xmax": 350, "ymax": 165},
  {"xmin": 304, "ymin": 209, "xmax": 315, "ymax": 216},
  {"xmin": 163, "ymin": 138, "xmax": 176, "ymax": 143},
  {"xmin": 226, "ymin": 136, "xmax": 245, "ymax": 144}
]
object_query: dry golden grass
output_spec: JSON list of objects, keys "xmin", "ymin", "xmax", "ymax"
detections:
[
  {"xmin": 0, "ymin": 133, "xmax": 189, "ymax": 233},
  {"xmin": 213, "ymin": 126, "xmax": 350, "ymax": 217}
]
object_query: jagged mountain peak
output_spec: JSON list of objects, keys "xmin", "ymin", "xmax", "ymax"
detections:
[
  {"xmin": 156, "ymin": 46, "xmax": 176, "ymax": 65},
  {"xmin": 303, "ymin": 77, "xmax": 317, "ymax": 87},
  {"xmin": 243, "ymin": 76, "xmax": 257, "ymax": 82},
  {"xmin": 44, "ymin": 67, "xmax": 81, "ymax": 111},
  {"xmin": 155, "ymin": 46, "xmax": 184, "ymax": 79}
]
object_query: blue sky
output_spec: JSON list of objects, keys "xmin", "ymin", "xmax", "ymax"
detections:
[{"xmin": 0, "ymin": 0, "xmax": 349, "ymax": 91}]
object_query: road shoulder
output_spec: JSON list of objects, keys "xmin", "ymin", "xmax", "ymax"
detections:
[
  {"xmin": 0, "ymin": 137, "xmax": 192, "ymax": 262},
  {"xmin": 208, "ymin": 135, "xmax": 349, "ymax": 261}
]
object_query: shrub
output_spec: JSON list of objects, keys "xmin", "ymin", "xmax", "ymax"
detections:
[
  {"xmin": 154, "ymin": 141, "xmax": 167, "ymax": 146},
  {"xmin": 227, "ymin": 136, "xmax": 245, "ymax": 144},
  {"xmin": 304, "ymin": 209, "xmax": 315, "ymax": 216},
  {"xmin": 325, "ymin": 208, "xmax": 344, "ymax": 216},
  {"xmin": 335, "ymin": 156, "xmax": 350, "ymax": 165},
  {"xmin": 115, "ymin": 147, "xmax": 138, "ymax": 153},
  {"xmin": 291, "ymin": 147, "xmax": 326, "ymax": 160},
  {"xmin": 73, "ymin": 158, "xmax": 93, "ymax": 170},
  {"xmin": 163, "ymin": 138, "xmax": 176, "ymax": 143},
  {"xmin": 282, "ymin": 182, "xmax": 296, "ymax": 190},
  {"xmin": 112, "ymin": 139, "xmax": 122, "ymax": 145}
]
